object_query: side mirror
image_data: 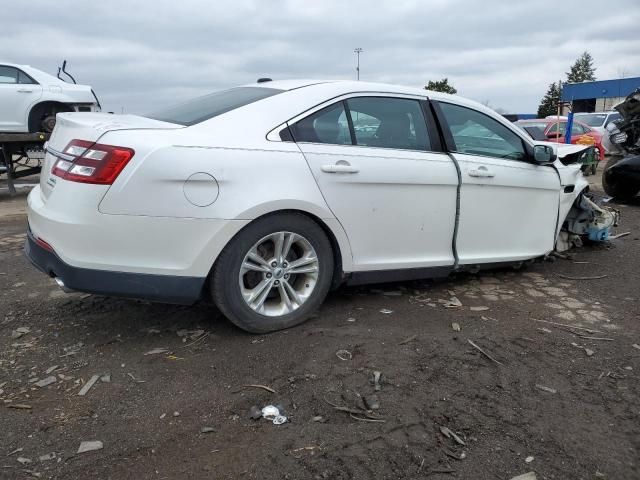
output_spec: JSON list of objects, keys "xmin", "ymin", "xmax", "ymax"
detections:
[{"xmin": 533, "ymin": 145, "xmax": 555, "ymax": 163}]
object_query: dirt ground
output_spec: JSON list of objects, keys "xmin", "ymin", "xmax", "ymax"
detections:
[{"xmin": 1, "ymin": 174, "xmax": 639, "ymax": 480}]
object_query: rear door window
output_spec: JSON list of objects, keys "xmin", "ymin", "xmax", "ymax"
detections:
[
  {"xmin": 289, "ymin": 102, "xmax": 352, "ymax": 145},
  {"xmin": 346, "ymin": 97, "xmax": 431, "ymax": 151},
  {"xmin": 0, "ymin": 66, "xmax": 18, "ymax": 84}
]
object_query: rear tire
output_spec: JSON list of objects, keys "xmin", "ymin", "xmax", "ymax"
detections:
[
  {"xmin": 211, "ymin": 213, "xmax": 334, "ymax": 333},
  {"xmin": 602, "ymin": 156, "xmax": 640, "ymax": 201}
]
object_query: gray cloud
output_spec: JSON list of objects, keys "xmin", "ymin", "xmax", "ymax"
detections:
[{"xmin": 2, "ymin": 0, "xmax": 639, "ymax": 114}]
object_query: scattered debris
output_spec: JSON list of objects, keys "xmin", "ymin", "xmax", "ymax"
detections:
[
  {"xmin": 127, "ymin": 372, "xmax": 145, "ymax": 383},
  {"xmin": 531, "ymin": 318, "xmax": 603, "ymax": 334},
  {"xmin": 470, "ymin": 306, "xmax": 490, "ymax": 311},
  {"xmin": 451, "ymin": 322, "xmax": 461, "ymax": 332},
  {"xmin": 535, "ymin": 384, "xmax": 557, "ymax": 394},
  {"xmin": 77, "ymin": 441, "xmax": 103, "ymax": 454},
  {"xmin": 379, "ymin": 309, "xmax": 394, "ymax": 314},
  {"xmin": 311, "ymin": 416, "xmax": 324, "ymax": 422},
  {"xmin": 38, "ymin": 453, "xmax": 56, "ymax": 462},
  {"xmin": 144, "ymin": 348, "xmax": 169, "ymax": 356},
  {"xmin": 11, "ymin": 327, "xmax": 30, "ymax": 339},
  {"xmin": 7, "ymin": 404, "xmax": 32, "ymax": 410},
  {"xmin": 382, "ymin": 291, "xmax": 402, "ymax": 296},
  {"xmin": 398, "ymin": 335, "xmax": 417, "ymax": 345},
  {"xmin": 336, "ymin": 349, "xmax": 353, "ymax": 361},
  {"xmin": 177, "ymin": 329, "xmax": 205, "ymax": 341},
  {"xmin": 439, "ymin": 426, "xmax": 466, "ymax": 445},
  {"xmin": 443, "ymin": 296, "xmax": 462, "ymax": 308},
  {"xmin": 177, "ymin": 332, "xmax": 209, "ymax": 349},
  {"xmin": 510, "ymin": 473, "xmax": 537, "ymax": 480},
  {"xmin": 78, "ymin": 375, "xmax": 100, "ymax": 396},
  {"xmin": 173, "ymin": 411, "xmax": 180, "ymax": 417},
  {"xmin": 200, "ymin": 426, "xmax": 215, "ymax": 434},
  {"xmin": 525, "ymin": 456, "xmax": 534, "ymax": 463},
  {"xmin": 44, "ymin": 365, "xmax": 59, "ymax": 375},
  {"xmin": 100, "ymin": 374, "xmax": 111, "ymax": 383},
  {"xmin": 236, "ymin": 384, "xmax": 276, "ymax": 394},
  {"xmin": 347, "ymin": 317, "xmax": 356, "ymax": 322},
  {"xmin": 467, "ymin": 339, "xmax": 503, "ymax": 366},
  {"xmin": 609, "ymin": 231, "xmax": 630, "ymax": 239},
  {"xmin": 556, "ymin": 274, "xmax": 608, "ymax": 281},
  {"xmin": 538, "ymin": 327, "xmax": 553, "ymax": 334},
  {"xmin": 372, "ymin": 371, "xmax": 382, "ymax": 391},
  {"xmin": 159, "ymin": 413, "xmax": 166, "ymax": 419},
  {"xmin": 34, "ymin": 376, "xmax": 56, "ymax": 388},
  {"xmin": 363, "ymin": 395, "xmax": 380, "ymax": 410},
  {"xmin": 632, "ymin": 344, "xmax": 640, "ymax": 351},
  {"xmin": 261, "ymin": 405, "xmax": 288, "ymax": 425},
  {"xmin": 571, "ymin": 343, "xmax": 595, "ymax": 357},
  {"xmin": 7, "ymin": 448, "xmax": 23, "ymax": 456},
  {"xmin": 323, "ymin": 396, "xmax": 385, "ymax": 422},
  {"xmin": 17, "ymin": 457, "xmax": 32, "ymax": 465}
]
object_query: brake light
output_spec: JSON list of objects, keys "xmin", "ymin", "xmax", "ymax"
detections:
[{"xmin": 52, "ymin": 139, "xmax": 134, "ymax": 185}]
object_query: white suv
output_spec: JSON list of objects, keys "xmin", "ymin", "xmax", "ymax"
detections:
[{"xmin": 0, "ymin": 63, "xmax": 100, "ymax": 133}]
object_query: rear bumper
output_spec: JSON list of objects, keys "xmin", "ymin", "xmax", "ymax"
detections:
[{"xmin": 25, "ymin": 228, "xmax": 205, "ymax": 304}]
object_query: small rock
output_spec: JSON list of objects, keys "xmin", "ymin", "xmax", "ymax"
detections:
[
  {"xmin": 34, "ymin": 376, "xmax": 56, "ymax": 388},
  {"xmin": 624, "ymin": 366, "xmax": 633, "ymax": 371},
  {"xmin": 347, "ymin": 317, "xmax": 356, "ymax": 322},
  {"xmin": 525, "ymin": 456, "xmax": 534, "ymax": 463},
  {"xmin": 510, "ymin": 473, "xmax": 537, "ymax": 480},
  {"xmin": 159, "ymin": 413, "xmax": 166, "ymax": 419},
  {"xmin": 311, "ymin": 416, "xmax": 324, "ymax": 422},
  {"xmin": 100, "ymin": 374, "xmax": 111, "ymax": 383},
  {"xmin": 363, "ymin": 395, "xmax": 380, "ymax": 410},
  {"xmin": 585, "ymin": 348, "xmax": 595, "ymax": 357},
  {"xmin": 379, "ymin": 309, "xmax": 393, "ymax": 314},
  {"xmin": 200, "ymin": 426, "xmax": 215, "ymax": 434},
  {"xmin": 451, "ymin": 322, "xmax": 461, "ymax": 332},
  {"xmin": 38, "ymin": 452, "xmax": 56, "ymax": 462},
  {"xmin": 11, "ymin": 327, "xmax": 30, "ymax": 339},
  {"xmin": 444, "ymin": 296, "xmax": 462, "ymax": 308},
  {"xmin": 17, "ymin": 457, "xmax": 32, "ymax": 465},
  {"xmin": 144, "ymin": 348, "xmax": 169, "ymax": 356},
  {"xmin": 77, "ymin": 441, "xmax": 103, "ymax": 454},
  {"xmin": 173, "ymin": 411, "xmax": 180, "ymax": 417},
  {"xmin": 470, "ymin": 306, "xmax": 489, "ymax": 311},
  {"xmin": 632, "ymin": 344, "xmax": 640, "ymax": 351},
  {"xmin": 44, "ymin": 365, "xmax": 59, "ymax": 375},
  {"xmin": 249, "ymin": 405, "xmax": 263, "ymax": 420},
  {"xmin": 535, "ymin": 384, "xmax": 557, "ymax": 394}
]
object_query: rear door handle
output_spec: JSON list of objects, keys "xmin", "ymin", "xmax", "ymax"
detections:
[
  {"xmin": 321, "ymin": 163, "xmax": 359, "ymax": 174},
  {"xmin": 17, "ymin": 89, "xmax": 34, "ymax": 93},
  {"xmin": 468, "ymin": 166, "xmax": 495, "ymax": 178}
]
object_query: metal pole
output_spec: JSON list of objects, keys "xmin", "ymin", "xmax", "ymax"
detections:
[{"xmin": 354, "ymin": 48, "xmax": 363, "ymax": 80}]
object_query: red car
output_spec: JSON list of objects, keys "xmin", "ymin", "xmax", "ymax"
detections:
[{"xmin": 515, "ymin": 118, "xmax": 605, "ymax": 161}]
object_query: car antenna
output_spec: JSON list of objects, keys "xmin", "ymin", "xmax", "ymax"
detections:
[{"xmin": 61, "ymin": 60, "xmax": 77, "ymax": 84}]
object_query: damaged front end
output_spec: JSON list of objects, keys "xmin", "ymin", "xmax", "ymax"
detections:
[{"xmin": 557, "ymin": 193, "xmax": 620, "ymax": 252}]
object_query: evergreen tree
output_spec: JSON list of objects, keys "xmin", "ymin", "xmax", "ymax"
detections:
[
  {"xmin": 424, "ymin": 78, "xmax": 457, "ymax": 94},
  {"xmin": 566, "ymin": 51, "xmax": 596, "ymax": 83},
  {"xmin": 537, "ymin": 82, "xmax": 561, "ymax": 118}
]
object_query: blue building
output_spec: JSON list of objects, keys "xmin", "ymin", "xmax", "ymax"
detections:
[{"xmin": 561, "ymin": 76, "xmax": 640, "ymax": 113}]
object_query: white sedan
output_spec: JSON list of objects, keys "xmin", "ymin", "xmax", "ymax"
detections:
[
  {"xmin": 26, "ymin": 79, "xmax": 591, "ymax": 332},
  {"xmin": 0, "ymin": 63, "xmax": 99, "ymax": 133}
]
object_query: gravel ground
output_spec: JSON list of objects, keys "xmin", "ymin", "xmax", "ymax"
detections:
[{"xmin": 1, "ymin": 177, "xmax": 639, "ymax": 480}]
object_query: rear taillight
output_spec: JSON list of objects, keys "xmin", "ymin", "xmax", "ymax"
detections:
[{"xmin": 52, "ymin": 139, "xmax": 134, "ymax": 185}]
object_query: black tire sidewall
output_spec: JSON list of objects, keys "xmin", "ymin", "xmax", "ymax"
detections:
[
  {"xmin": 212, "ymin": 213, "xmax": 334, "ymax": 333},
  {"xmin": 603, "ymin": 156, "xmax": 639, "ymax": 200}
]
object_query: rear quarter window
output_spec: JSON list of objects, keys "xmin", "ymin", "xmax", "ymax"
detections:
[{"xmin": 146, "ymin": 87, "xmax": 283, "ymax": 126}]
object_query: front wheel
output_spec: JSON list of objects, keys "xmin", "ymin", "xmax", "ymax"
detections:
[
  {"xmin": 211, "ymin": 213, "xmax": 334, "ymax": 333},
  {"xmin": 602, "ymin": 156, "xmax": 639, "ymax": 201}
]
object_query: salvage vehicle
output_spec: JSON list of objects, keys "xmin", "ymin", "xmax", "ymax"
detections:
[
  {"xmin": 515, "ymin": 118, "xmax": 605, "ymax": 162},
  {"xmin": 574, "ymin": 111, "xmax": 621, "ymax": 154},
  {"xmin": 0, "ymin": 61, "xmax": 100, "ymax": 133},
  {"xmin": 25, "ymin": 80, "xmax": 613, "ymax": 332},
  {"xmin": 602, "ymin": 89, "xmax": 640, "ymax": 201}
]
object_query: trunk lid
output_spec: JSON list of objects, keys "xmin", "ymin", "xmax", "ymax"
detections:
[{"xmin": 40, "ymin": 113, "xmax": 181, "ymax": 200}]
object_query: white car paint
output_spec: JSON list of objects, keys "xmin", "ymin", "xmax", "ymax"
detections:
[
  {"xmin": 0, "ymin": 63, "xmax": 99, "ymax": 132},
  {"xmin": 574, "ymin": 111, "xmax": 621, "ymax": 153},
  {"xmin": 26, "ymin": 79, "xmax": 590, "ymax": 324}
]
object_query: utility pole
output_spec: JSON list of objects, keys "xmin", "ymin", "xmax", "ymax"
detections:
[{"xmin": 354, "ymin": 48, "xmax": 363, "ymax": 80}]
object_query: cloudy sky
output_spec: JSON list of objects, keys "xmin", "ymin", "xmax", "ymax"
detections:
[{"xmin": 3, "ymin": 0, "xmax": 639, "ymax": 114}]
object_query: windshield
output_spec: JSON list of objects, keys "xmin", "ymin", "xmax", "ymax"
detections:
[
  {"xmin": 574, "ymin": 113, "xmax": 607, "ymax": 127},
  {"xmin": 146, "ymin": 87, "xmax": 283, "ymax": 126}
]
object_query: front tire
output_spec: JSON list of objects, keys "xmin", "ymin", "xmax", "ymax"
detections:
[{"xmin": 211, "ymin": 213, "xmax": 334, "ymax": 333}]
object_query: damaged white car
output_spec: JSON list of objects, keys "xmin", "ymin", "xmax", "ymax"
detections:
[{"xmin": 25, "ymin": 80, "xmax": 616, "ymax": 332}]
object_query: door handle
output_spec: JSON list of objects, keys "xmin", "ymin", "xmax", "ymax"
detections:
[
  {"xmin": 17, "ymin": 89, "xmax": 34, "ymax": 93},
  {"xmin": 468, "ymin": 166, "xmax": 495, "ymax": 178},
  {"xmin": 321, "ymin": 163, "xmax": 359, "ymax": 174}
]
